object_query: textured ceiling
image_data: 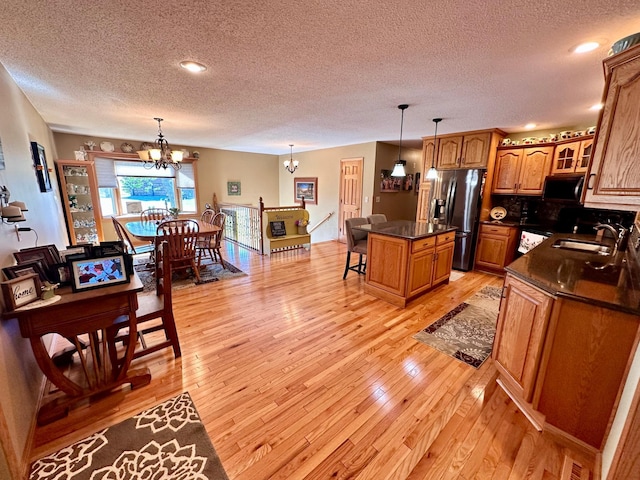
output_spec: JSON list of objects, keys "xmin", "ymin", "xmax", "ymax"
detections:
[{"xmin": 0, "ymin": 0, "xmax": 639, "ymax": 154}]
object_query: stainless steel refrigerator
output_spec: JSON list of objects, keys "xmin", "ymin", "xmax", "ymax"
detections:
[{"xmin": 430, "ymin": 169, "xmax": 485, "ymax": 271}]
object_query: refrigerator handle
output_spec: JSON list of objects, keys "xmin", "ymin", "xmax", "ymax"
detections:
[{"xmin": 446, "ymin": 178, "xmax": 457, "ymax": 225}]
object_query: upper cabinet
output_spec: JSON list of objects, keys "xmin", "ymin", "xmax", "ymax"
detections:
[
  {"xmin": 584, "ymin": 44, "xmax": 640, "ymax": 210},
  {"xmin": 437, "ymin": 132, "xmax": 493, "ymax": 169},
  {"xmin": 492, "ymin": 145, "xmax": 553, "ymax": 195},
  {"xmin": 550, "ymin": 136, "xmax": 594, "ymax": 175}
]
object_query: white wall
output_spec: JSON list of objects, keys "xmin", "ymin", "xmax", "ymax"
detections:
[
  {"xmin": 0, "ymin": 62, "xmax": 68, "ymax": 479},
  {"xmin": 277, "ymin": 142, "xmax": 378, "ymax": 243}
]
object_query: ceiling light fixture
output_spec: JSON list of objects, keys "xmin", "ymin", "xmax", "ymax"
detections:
[
  {"xmin": 426, "ymin": 118, "xmax": 442, "ymax": 180},
  {"xmin": 179, "ymin": 60, "xmax": 207, "ymax": 73},
  {"xmin": 283, "ymin": 144, "xmax": 299, "ymax": 174},
  {"xmin": 590, "ymin": 103, "xmax": 604, "ymax": 111},
  {"xmin": 138, "ymin": 118, "xmax": 183, "ymax": 170},
  {"xmin": 573, "ymin": 42, "xmax": 600, "ymax": 53},
  {"xmin": 391, "ymin": 104, "xmax": 409, "ymax": 177},
  {"xmin": 524, "ymin": 123, "xmax": 537, "ymax": 130}
]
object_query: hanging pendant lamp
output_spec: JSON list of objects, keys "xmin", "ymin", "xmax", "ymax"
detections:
[
  {"xmin": 426, "ymin": 118, "xmax": 442, "ymax": 180},
  {"xmin": 391, "ymin": 104, "xmax": 409, "ymax": 177},
  {"xmin": 283, "ymin": 144, "xmax": 299, "ymax": 174}
]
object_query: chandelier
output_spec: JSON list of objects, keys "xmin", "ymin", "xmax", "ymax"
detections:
[
  {"xmin": 138, "ymin": 117, "xmax": 184, "ymax": 170},
  {"xmin": 283, "ymin": 144, "xmax": 299, "ymax": 174}
]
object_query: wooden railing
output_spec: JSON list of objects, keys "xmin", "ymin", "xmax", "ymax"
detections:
[{"xmin": 217, "ymin": 201, "xmax": 262, "ymax": 252}]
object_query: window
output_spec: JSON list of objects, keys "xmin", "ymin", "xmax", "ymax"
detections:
[{"xmin": 96, "ymin": 158, "xmax": 197, "ymax": 216}]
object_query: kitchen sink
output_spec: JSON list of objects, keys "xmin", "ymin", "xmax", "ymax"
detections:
[{"xmin": 551, "ymin": 239, "xmax": 612, "ymax": 255}]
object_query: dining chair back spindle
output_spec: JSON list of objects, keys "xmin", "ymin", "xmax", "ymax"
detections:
[
  {"xmin": 156, "ymin": 219, "xmax": 201, "ymax": 283},
  {"xmin": 140, "ymin": 207, "xmax": 171, "ymax": 223}
]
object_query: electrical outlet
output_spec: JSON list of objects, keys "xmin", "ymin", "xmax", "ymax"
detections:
[{"xmin": 375, "ymin": 196, "xmax": 380, "ymax": 203}]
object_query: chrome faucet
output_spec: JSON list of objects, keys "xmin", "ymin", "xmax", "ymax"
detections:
[{"xmin": 594, "ymin": 223, "xmax": 629, "ymax": 253}]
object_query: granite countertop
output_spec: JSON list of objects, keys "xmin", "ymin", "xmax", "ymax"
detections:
[
  {"xmin": 354, "ymin": 220, "xmax": 457, "ymax": 240},
  {"xmin": 505, "ymin": 233, "xmax": 640, "ymax": 314}
]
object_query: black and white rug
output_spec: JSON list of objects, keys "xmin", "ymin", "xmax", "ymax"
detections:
[
  {"xmin": 413, "ymin": 286, "xmax": 502, "ymax": 368},
  {"xmin": 30, "ymin": 392, "xmax": 230, "ymax": 480}
]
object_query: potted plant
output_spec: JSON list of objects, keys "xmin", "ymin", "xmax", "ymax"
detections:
[
  {"xmin": 295, "ymin": 218, "xmax": 309, "ymax": 235},
  {"xmin": 169, "ymin": 207, "xmax": 180, "ymax": 219}
]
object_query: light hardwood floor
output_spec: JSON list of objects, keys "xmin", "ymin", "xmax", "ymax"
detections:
[{"xmin": 29, "ymin": 240, "xmax": 595, "ymax": 479}]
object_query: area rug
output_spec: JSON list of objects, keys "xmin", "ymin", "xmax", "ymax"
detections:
[
  {"xmin": 30, "ymin": 392, "xmax": 230, "ymax": 480},
  {"xmin": 413, "ymin": 286, "xmax": 502, "ymax": 368},
  {"xmin": 135, "ymin": 258, "xmax": 246, "ymax": 293}
]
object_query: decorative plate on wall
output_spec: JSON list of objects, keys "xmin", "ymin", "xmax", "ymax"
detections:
[
  {"xmin": 140, "ymin": 142, "xmax": 154, "ymax": 150},
  {"xmin": 490, "ymin": 206, "xmax": 507, "ymax": 221},
  {"xmin": 120, "ymin": 142, "xmax": 134, "ymax": 153},
  {"xmin": 99, "ymin": 141, "xmax": 115, "ymax": 152}
]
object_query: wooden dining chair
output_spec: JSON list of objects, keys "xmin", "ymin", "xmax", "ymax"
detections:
[
  {"xmin": 211, "ymin": 212, "xmax": 227, "ymax": 269},
  {"xmin": 111, "ymin": 217, "xmax": 155, "ymax": 257},
  {"xmin": 125, "ymin": 240, "xmax": 181, "ymax": 359},
  {"xmin": 196, "ymin": 210, "xmax": 216, "ymax": 267},
  {"xmin": 140, "ymin": 207, "xmax": 171, "ymax": 223},
  {"xmin": 200, "ymin": 208, "xmax": 215, "ymax": 224},
  {"xmin": 156, "ymin": 219, "xmax": 201, "ymax": 282}
]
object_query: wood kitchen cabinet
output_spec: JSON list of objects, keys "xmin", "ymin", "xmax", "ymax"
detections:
[
  {"xmin": 584, "ymin": 43, "xmax": 640, "ymax": 210},
  {"xmin": 474, "ymin": 223, "xmax": 518, "ymax": 273},
  {"xmin": 493, "ymin": 273, "xmax": 640, "ymax": 451},
  {"xmin": 437, "ymin": 132, "xmax": 492, "ymax": 169},
  {"xmin": 492, "ymin": 145, "xmax": 553, "ymax": 195},
  {"xmin": 493, "ymin": 275, "xmax": 553, "ymax": 402},
  {"xmin": 550, "ymin": 136, "xmax": 593, "ymax": 175},
  {"xmin": 432, "ymin": 232, "xmax": 455, "ymax": 284}
]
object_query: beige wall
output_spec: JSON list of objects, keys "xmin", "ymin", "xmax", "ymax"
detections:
[
  {"xmin": 0, "ymin": 62, "xmax": 68, "ymax": 479},
  {"xmin": 277, "ymin": 142, "xmax": 379, "ymax": 244}
]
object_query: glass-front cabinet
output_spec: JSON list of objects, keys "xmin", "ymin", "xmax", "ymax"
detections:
[{"xmin": 55, "ymin": 160, "xmax": 103, "ymax": 244}]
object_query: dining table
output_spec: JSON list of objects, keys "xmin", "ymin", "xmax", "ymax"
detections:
[{"xmin": 125, "ymin": 219, "xmax": 221, "ymax": 242}]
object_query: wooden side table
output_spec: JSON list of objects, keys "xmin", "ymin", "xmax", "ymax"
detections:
[{"xmin": 4, "ymin": 273, "xmax": 151, "ymax": 425}]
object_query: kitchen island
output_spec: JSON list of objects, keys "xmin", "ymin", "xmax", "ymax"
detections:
[
  {"xmin": 354, "ymin": 221, "xmax": 457, "ymax": 307},
  {"xmin": 493, "ymin": 230, "xmax": 640, "ymax": 455}
]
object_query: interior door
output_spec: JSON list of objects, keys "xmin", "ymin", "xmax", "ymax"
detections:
[{"xmin": 338, "ymin": 157, "xmax": 364, "ymax": 243}]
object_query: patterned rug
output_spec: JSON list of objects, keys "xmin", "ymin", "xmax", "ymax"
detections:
[
  {"xmin": 30, "ymin": 392, "xmax": 230, "ymax": 480},
  {"xmin": 135, "ymin": 257, "xmax": 246, "ymax": 293},
  {"xmin": 413, "ymin": 286, "xmax": 502, "ymax": 368}
]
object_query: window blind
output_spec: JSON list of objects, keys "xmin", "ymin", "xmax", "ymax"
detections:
[
  {"xmin": 94, "ymin": 158, "xmax": 118, "ymax": 187},
  {"xmin": 177, "ymin": 162, "xmax": 195, "ymax": 188},
  {"xmin": 114, "ymin": 161, "xmax": 175, "ymax": 178}
]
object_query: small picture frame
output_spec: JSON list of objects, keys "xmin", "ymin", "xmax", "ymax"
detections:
[
  {"xmin": 269, "ymin": 221, "xmax": 287, "ymax": 237},
  {"xmin": 294, "ymin": 177, "xmax": 317, "ymax": 205},
  {"xmin": 69, "ymin": 255, "xmax": 130, "ymax": 292},
  {"xmin": 59, "ymin": 245, "xmax": 92, "ymax": 262},
  {"xmin": 91, "ymin": 241, "xmax": 126, "ymax": 257},
  {"xmin": 30, "ymin": 142, "xmax": 53, "ymax": 192},
  {"xmin": 52, "ymin": 263, "xmax": 72, "ymax": 286},
  {"xmin": 227, "ymin": 181, "xmax": 241, "ymax": 196},
  {"xmin": 2, "ymin": 260, "xmax": 50, "ymax": 283},
  {"xmin": 1, "ymin": 274, "xmax": 42, "ymax": 311}
]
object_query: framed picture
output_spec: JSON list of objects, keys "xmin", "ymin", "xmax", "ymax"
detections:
[
  {"xmin": 30, "ymin": 142, "xmax": 53, "ymax": 192},
  {"xmin": 380, "ymin": 169, "xmax": 402, "ymax": 192},
  {"xmin": 294, "ymin": 177, "xmax": 317, "ymax": 205},
  {"xmin": 69, "ymin": 255, "xmax": 130, "ymax": 292},
  {"xmin": 52, "ymin": 263, "xmax": 72, "ymax": 286},
  {"xmin": 2, "ymin": 260, "xmax": 50, "ymax": 283},
  {"xmin": 59, "ymin": 245, "xmax": 92, "ymax": 262},
  {"xmin": 269, "ymin": 221, "xmax": 286, "ymax": 237},
  {"xmin": 227, "ymin": 181, "xmax": 241, "ymax": 196},
  {"xmin": 1, "ymin": 274, "xmax": 42, "ymax": 311},
  {"xmin": 14, "ymin": 245, "xmax": 60, "ymax": 271}
]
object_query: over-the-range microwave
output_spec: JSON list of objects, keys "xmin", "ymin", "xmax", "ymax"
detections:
[{"xmin": 542, "ymin": 174, "xmax": 585, "ymax": 203}]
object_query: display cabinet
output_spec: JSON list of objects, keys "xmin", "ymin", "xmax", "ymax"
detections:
[{"xmin": 55, "ymin": 160, "xmax": 103, "ymax": 244}]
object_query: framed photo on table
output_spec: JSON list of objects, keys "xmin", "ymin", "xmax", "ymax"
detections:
[
  {"xmin": 30, "ymin": 142, "xmax": 53, "ymax": 192},
  {"xmin": 1, "ymin": 274, "xmax": 42, "ymax": 311},
  {"xmin": 294, "ymin": 177, "xmax": 317, "ymax": 205},
  {"xmin": 69, "ymin": 255, "xmax": 130, "ymax": 292},
  {"xmin": 2, "ymin": 260, "xmax": 50, "ymax": 283}
]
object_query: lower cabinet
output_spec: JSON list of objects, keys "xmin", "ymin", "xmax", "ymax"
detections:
[
  {"xmin": 365, "ymin": 231, "xmax": 454, "ymax": 307},
  {"xmin": 474, "ymin": 223, "xmax": 518, "ymax": 273},
  {"xmin": 493, "ymin": 273, "xmax": 640, "ymax": 452}
]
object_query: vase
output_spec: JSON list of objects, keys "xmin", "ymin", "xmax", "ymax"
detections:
[{"xmin": 297, "ymin": 226, "xmax": 307, "ymax": 235}]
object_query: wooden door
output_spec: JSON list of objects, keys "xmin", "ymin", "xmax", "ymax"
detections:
[
  {"xmin": 575, "ymin": 138, "xmax": 593, "ymax": 173},
  {"xmin": 437, "ymin": 136, "xmax": 463, "ymax": 169},
  {"xmin": 584, "ymin": 44, "xmax": 640, "ymax": 209},
  {"xmin": 338, "ymin": 157, "xmax": 363, "ymax": 243},
  {"xmin": 551, "ymin": 141, "xmax": 580, "ymax": 174},
  {"xmin": 492, "ymin": 149, "xmax": 522, "ymax": 194},
  {"xmin": 517, "ymin": 146, "xmax": 553, "ymax": 194},
  {"xmin": 460, "ymin": 132, "xmax": 491, "ymax": 168},
  {"xmin": 492, "ymin": 275, "xmax": 553, "ymax": 402},
  {"xmin": 432, "ymin": 241, "xmax": 454, "ymax": 285}
]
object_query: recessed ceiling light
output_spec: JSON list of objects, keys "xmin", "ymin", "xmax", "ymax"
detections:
[
  {"xmin": 180, "ymin": 61, "xmax": 207, "ymax": 73},
  {"xmin": 590, "ymin": 103, "xmax": 603, "ymax": 111},
  {"xmin": 524, "ymin": 123, "xmax": 537, "ymax": 130},
  {"xmin": 573, "ymin": 42, "xmax": 600, "ymax": 53}
]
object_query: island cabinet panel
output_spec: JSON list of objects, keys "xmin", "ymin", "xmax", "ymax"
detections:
[
  {"xmin": 407, "ymin": 249, "xmax": 435, "ymax": 297},
  {"xmin": 584, "ymin": 43, "xmax": 640, "ymax": 210},
  {"xmin": 366, "ymin": 235, "xmax": 408, "ymax": 296},
  {"xmin": 536, "ymin": 298, "xmax": 640, "ymax": 449},
  {"xmin": 432, "ymin": 239, "xmax": 454, "ymax": 285},
  {"xmin": 493, "ymin": 275, "xmax": 553, "ymax": 402}
]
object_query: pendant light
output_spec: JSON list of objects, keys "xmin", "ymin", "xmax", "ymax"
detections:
[
  {"xmin": 283, "ymin": 144, "xmax": 299, "ymax": 174},
  {"xmin": 391, "ymin": 104, "xmax": 409, "ymax": 177},
  {"xmin": 426, "ymin": 118, "xmax": 442, "ymax": 180}
]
